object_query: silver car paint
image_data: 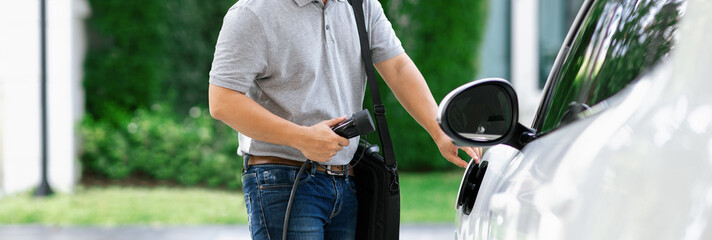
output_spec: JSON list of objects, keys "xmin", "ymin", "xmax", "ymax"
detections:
[{"xmin": 456, "ymin": 0, "xmax": 712, "ymax": 239}]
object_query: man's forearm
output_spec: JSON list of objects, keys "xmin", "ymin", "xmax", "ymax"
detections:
[
  {"xmin": 375, "ymin": 53, "xmax": 447, "ymax": 142},
  {"xmin": 208, "ymin": 84, "xmax": 305, "ymax": 148}
]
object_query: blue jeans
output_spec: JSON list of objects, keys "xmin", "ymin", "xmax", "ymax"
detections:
[{"xmin": 242, "ymin": 161, "xmax": 358, "ymax": 240}]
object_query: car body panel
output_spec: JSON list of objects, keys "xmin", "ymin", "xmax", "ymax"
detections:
[
  {"xmin": 455, "ymin": 86, "xmax": 626, "ymax": 239},
  {"xmin": 453, "ymin": 0, "xmax": 712, "ymax": 239}
]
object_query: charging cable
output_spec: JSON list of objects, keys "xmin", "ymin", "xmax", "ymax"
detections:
[
  {"xmin": 283, "ymin": 159, "xmax": 312, "ymax": 239},
  {"xmin": 282, "ymin": 110, "xmax": 376, "ymax": 239}
]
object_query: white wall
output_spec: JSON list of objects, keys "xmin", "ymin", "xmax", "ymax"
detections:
[
  {"xmin": 0, "ymin": 58, "xmax": 3, "ymax": 196},
  {"xmin": 0, "ymin": 0, "xmax": 87, "ymax": 197},
  {"xmin": 0, "ymin": 0, "xmax": 42, "ymax": 197},
  {"xmin": 511, "ymin": 0, "xmax": 542, "ymax": 126}
]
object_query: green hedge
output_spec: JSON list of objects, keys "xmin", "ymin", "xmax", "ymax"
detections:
[
  {"xmin": 82, "ymin": 0, "xmax": 239, "ymax": 187},
  {"xmin": 81, "ymin": 0, "xmax": 488, "ymax": 186},
  {"xmin": 81, "ymin": 105, "xmax": 241, "ymax": 189},
  {"xmin": 84, "ymin": 0, "xmax": 234, "ymax": 121}
]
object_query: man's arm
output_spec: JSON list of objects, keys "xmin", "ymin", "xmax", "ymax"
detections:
[
  {"xmin": 208, "ymin": 84, "xmax": 349, "ymax": 162},
  {"xmin": 374, "ymin": 53, "xmax": 482, "ymax": 167}
]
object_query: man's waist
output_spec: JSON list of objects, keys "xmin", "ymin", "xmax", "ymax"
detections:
[{"xmin": 247, "ymin": 155, "xmax": 354, "ymax": 176}]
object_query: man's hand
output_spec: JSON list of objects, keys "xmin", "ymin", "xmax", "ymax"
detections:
[
  {"xmin": 293, "ymin": 116, "xmax": 351, "ymax": 162},
  {"xmin": 374, "ymin": 54, "xmax": 483, "ymax": 168},
  {"xmin": 435, "ymin": 136, "xmax": 483, "ymax": 168}
]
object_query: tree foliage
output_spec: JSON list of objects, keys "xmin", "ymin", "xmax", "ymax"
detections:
[{"xmin": 84, "ymin": 0, "xmax": 234, "ymax": 123}]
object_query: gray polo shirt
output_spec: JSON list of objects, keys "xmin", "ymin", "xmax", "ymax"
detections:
[{"xmin": 209, "ymin": 0, "xmax": 404, "ymax": 165}]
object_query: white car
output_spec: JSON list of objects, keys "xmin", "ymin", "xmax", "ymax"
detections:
[{"xmin": 437, "ymin": 0, "xmax": 712, "ymax": 239}]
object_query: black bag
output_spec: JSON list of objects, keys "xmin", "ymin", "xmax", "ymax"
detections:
[
  {"xmin": 352, "ymin": 141, "xmax": 400, "ymax": 240},
  {"xmin": 348, "ymin": 0, "xmax": 401, "ymax": 239}
]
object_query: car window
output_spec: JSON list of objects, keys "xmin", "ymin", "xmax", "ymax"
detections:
[{"xmin": 534, "ymin": 0, "xmax": 687, "ymax": 135}]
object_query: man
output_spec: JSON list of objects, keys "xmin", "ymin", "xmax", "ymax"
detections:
[{"xmin": 208, "ymin": 0, "xmax": 482, "ymax": 239}]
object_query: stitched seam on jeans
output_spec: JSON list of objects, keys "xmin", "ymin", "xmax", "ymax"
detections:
[
  {"xmin": 245, "ymin": 194, "xmax": 251, "ymax": 235},
  {"xmin": 256, "ymin": 181, "xmax": 273, "ymax": 240},
  {"xmin": 259, "ymin": 171, "xmax": 313, "ymax": 190},
  {"xmin": 329, "ymin": 177, "xmax": 341, "ymax": 220}
]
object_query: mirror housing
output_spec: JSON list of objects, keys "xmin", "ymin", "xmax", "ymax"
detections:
[{"xmin": 438, "ymin": 78, "xmax": 535, "ymax": 150}]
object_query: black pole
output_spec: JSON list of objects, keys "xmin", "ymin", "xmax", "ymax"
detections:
[{"xmin": 35, "ymin": 0, "xmax": 53, "ymax": 197}]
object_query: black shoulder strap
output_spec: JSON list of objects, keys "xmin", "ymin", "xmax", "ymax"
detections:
[{"xmin": 348, "ymin": 0, "xmax": 396, "ymax": 169}]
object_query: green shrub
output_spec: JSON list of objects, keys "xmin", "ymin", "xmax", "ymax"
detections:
[
  {"xmin": 80, "ymin": 104, "xmax": 242, "ymax": 189},
  {"xmin": 82, "ymin": 0, "xmax": 239, "ymax": 187}
]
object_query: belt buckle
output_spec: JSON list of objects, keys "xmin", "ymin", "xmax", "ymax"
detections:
[{"xmin": 325, "ymin": 165, "xmax": 346, "ymax": 176}]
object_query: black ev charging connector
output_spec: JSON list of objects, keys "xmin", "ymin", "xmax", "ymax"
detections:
[{"xmin": 332, "ymin": 109, "xmax": 376, "ymax": 139}]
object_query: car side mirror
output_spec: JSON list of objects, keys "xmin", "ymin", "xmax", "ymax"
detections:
[{"xmin": 438, "ymin": 78, "xmax": 535, "ymax": 150}]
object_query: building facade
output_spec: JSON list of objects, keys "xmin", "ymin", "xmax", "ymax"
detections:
[{"xmin": 478, "ymin": 0, "xmax": 584, "ymax": 125}]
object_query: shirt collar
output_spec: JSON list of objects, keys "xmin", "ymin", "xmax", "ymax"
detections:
[
  {"xmin": 294, "ymin": 0, "xmax": 313, "ymax": 7},
  {"xmin": 294, "ymin": 0, "xmax": 346, "ymax": 7}
]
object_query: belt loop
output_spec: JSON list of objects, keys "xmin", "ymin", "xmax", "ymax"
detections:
[
  {"xmin": 309, "ymin": 161, "xmax": 317, "ymax": 176},
  {"xmin": 243, "ymin": 154, "xmax": 251, "ymax": 172}
]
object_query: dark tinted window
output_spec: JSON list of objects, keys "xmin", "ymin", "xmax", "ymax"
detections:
[{"xmin": 535, "ymin": 0, "xmax": 686, "ymax": 134}]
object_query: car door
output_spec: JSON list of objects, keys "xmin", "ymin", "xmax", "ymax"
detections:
[{"xmin": 454, "ymin": 0, "xmax": 688, "ymax": 239}]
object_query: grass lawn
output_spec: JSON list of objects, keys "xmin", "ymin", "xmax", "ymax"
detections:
[
  {"xmin": 0, "ymin": 187, "xmax": 246, "ymax": 225},
  {"xmin": 0, "ymin": 171, "xmax": 464, "ymax": 225},
  {"xmin": 399, "ymin": 170, "xmax": 464, "ymax": 222}
]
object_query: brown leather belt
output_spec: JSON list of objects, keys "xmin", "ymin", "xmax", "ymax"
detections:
[{"xmin": 247, "ymin": 155, "xmax": 354, "ymax": 176}]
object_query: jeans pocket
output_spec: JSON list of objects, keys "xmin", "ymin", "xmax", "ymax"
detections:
[
  {"xmin": 258, "ymin": 165, "xmax": 313, "ymax": 190},
  {"xmin": 242, "ymin": 172, "xmax": 256, "ymax": 182},
  {"xmin": 241, "ymin": 172, "xmax": 256, "ymax": 192}
]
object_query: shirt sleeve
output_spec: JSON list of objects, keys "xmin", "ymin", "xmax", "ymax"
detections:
[
  {"xmin": 365, "ymin": 0, "xmax": 405, "ymax": 64},
  {"xmin": 209, "ymin": 6, "xmax": 269, "ymax": 93}
]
